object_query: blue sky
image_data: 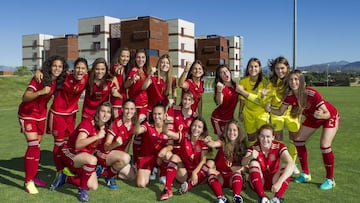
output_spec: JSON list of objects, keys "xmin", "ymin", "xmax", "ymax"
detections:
[{"xmin": 1, "ymin": 0, "xmax": 359, "ymax": 68}]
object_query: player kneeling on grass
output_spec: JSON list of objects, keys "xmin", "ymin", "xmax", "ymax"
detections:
[
  {"xmin": 159, "ymin": 117, "xmax": 209, "ymax": 201},
  {"xmin": 204, "ymin": 120, "xmax": 248, "ymax": 203},
  {"xmin": 242, "ymin": 124, "xmax": 294, "ymax": 203},
  {"xmin": 50, "ymin": 102, "xmax": 114, "ymax": 202},
  {"xmin": 94, "ymin": 99, "xmax": 137, "ymax": 190}
]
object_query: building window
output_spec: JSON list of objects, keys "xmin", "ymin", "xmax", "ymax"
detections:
[
  {"xmin": 132, "ymin": 30, "xmax": 150, "ymax": 40},
  {"xmin": 181, "ymin": 27, "xmax": 184, "ymax": 36},
  {"xmin": 236, "ymin": 42, "xmax": 238, "ymax": 48},
  {"xmin": 94, "ymin": 24, "xmax": 101, "ymax": 35},
  {"xmin": 236, "ymin": 65, "xmax": 239, "ymax": 71},
  {"xmin": 146, "ymin": 49, "xmax": 159, "ymax": 57},
  {"xmin": 181, "ymin": 43, "xmax": 185, "ymax": 52},
  {"xmin": 220, "ymin": 58, "xmax": 225, "ymax": 65},
  {"xmin": 93, "ymin": 42, "xmax": 100, "ymax": 51},
  {"xmin": 236, "ymin": 53, "xmax": 238, "ymax": 60},
  {"xmin": 216, "ymin": 46, "xmax": 224, "ymax": 52},
  {"xmin": 181, "ymin": 59, "xmax": 185, "ymax": 68},
  {"xmin": 203, "ymin": 46, "xmax": 216, "ymax": 53},
  {"xmin": 32, "ymin": 40, "xmax": 37, "ymax": 49},
  {"xmin": 32, "ymin": 52, "xmax": 37, "ymax": 61}
]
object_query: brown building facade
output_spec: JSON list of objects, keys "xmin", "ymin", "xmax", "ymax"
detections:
[
  {"xmin": 196, "ymin": 35, "xmax": 229, "ymax": 74},
  {"xmin": 118, "ymin": 16, "xmax": 169, "ymax": 69},
  {"xmin": 49, "ymin": 34, "xmax": 79, "ymax": 61}
]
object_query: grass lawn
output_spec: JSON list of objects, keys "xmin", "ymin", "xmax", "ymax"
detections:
[{"xmin": 0, "ymin": 76, "xmax": 359, "ymax": 202}]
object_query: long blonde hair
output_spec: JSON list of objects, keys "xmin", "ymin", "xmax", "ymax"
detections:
[
  {"xmin": 154, "ymin": 54, "xmax": 173, "ymax": 96},
  {"xmin": 283, "ymin": 69, "xmax": 308, "ymax": 117},
  {"xmin": 221, "ymin": 120, "xmax": 247, "ymax": 164}
]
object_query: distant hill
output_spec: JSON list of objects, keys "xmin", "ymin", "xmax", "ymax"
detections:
[
  {"xmin": 298, "ymin": 61, "xmax": 360, "ymax": 73},
  {"xmin": 0, "ymin": 65, "xmax": 16, "ymax": 71}
]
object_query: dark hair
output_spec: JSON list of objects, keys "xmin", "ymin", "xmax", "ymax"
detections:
[
  {"xmin": 94, "ymin": 101, "xmax": 114, "ymax": 130},
  {"xmin": 258, "ymin": 124, "xmax": 275, "ymax": 137},
  {"xmin": 221, "ymin": 120, "xmax": 247, "ymax": 163},
  {"xmin": 188, "ymin": 116, "xmax": 208, "ymax": 139},
  {"xmin": 186, "ymin": 60, "xmax": 205, "ymax": 80},
  {"xmin": 73, "ymin": 57, "xmax": 88, "ymax": 70},
  {"xmin": 41, "ymin": 55, "xmax": 68, "ymax": 92},
  {"xmin": 268, "ymin": 56, "xmax": 290, "ymax": 88},
  {"xmin": 122, "ymin": 98, "xmax": 135, "ymax": 107},
  {"xmin": 111, "ymin": 47, "xmax": 131, "ymax": 79},
  {"xmin": 213, "ymin": 64, "xmax": 235, "ymax": 103},
  {"xmin": 87, "ymin": 58, "xmax": 112, "ymax": 96},
  {"xmin": 245, "ymin": 57, "xmax": 263, "ymax": 91}
]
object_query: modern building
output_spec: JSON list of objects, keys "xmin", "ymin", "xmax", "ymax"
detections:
[
  {"xmin": 167, "ymin": 18, "xmax": 195, "ymax": 77},
  {"xmin": 195, "ymin": 35, "xmax": 229, "ymax": 75},
  {"xmin": 120, "ymin": 16, "xmax": 169, "ymax": 68},
  {"xmin": 78, "ymin": 16, "xmax": 121, "ymax": 65},
  {"xmin": 22, "ymin": 34, "xmax": 54, "ymax": 70},
  {"xmin": 22, "ymin": 15, "xmax": 243, "ymax": 77},
  {"xmin": 226, "ymin": 36, "xmax": 243, "ymax": 78},
  {"xmin": 49, "ymin": 34, "xmax": 79, "ymax": 68}
]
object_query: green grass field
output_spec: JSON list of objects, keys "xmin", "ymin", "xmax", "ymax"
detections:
[{"xmin": 0, "ymin": 76, "xmax": 359, "ymax": 202}]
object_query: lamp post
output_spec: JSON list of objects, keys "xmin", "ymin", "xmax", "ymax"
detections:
[
  {"xmin": 293, "ymin": 0, "xmax": 297, "ymax": 70},
  {"xmin": 326, "ymin": 64, "xmax": 329, "ymax": 87}
]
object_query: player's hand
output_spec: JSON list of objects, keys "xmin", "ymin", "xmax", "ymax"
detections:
[
  {"xmin": 40, "ymin": 86, "xmax": 51, "ymax": 95},
  {"xmin": 132, "ymin": 75, "xmax": 140, "ymax": 83},
  {"xmin": 271, "ymin": 181, "xmax": 282, "ymax": 193},
  {"xmin": 190, "ymin": 173, "xmax": 198, "ymax": 185},
  {"xmin": 97, "ymin": 127, "xmax": 106, "ymax": 139},
  {"xmin": 261, "ymin": 89, "xmax": 269, "ymax": 98},
  {"xmin": 150, "ymin": 67, "xmax": 157, "ymax": 75},
  {"xmin": 314, "ymin": 109, "xmax": 323, "ymax": 119},
  {"xmin": 34, "ymin": 70, "xmax": 43, "ymax": 83},
  {"xmin": 216, "ymin": 82, "xmax": 224, "ymax": 92},
  {"xmin": 184, "ymin": 61, "xmax": 192, "ymax": 72},
  {"xmin": 251, "ymin": 150, "xmax": 259, "ymax": 159},
  {"xmin": 264, "ymin": 103, "xmax": 272, "ymax": 113}
]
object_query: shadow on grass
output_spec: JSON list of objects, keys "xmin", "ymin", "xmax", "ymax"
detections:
[{"xmin": 0, "ymin": 149, "xmax": 56, "ymax": 191}]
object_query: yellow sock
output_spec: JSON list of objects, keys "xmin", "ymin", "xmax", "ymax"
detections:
[{"xmin": 288, "ymin": 140, "xmax": 297, "ymax": 162}]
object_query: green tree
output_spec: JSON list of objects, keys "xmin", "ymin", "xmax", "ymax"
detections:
[{"xmin": 14, "ymin": 66, "xmax": 32, "ymax": 76}]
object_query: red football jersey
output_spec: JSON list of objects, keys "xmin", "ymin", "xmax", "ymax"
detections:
[
  {"xmin": 82, "ymin": 79, "xmax": 114, "ymax": 119},
  {"xmin": 180, "ymin": 79, "xmax": 204, "ymax": 112},
  {"xmin": 109, "ymin": 64, "xmax": 127, "ymax": 108},
  {"xmin": 66, "ymin": 119, "xmax": 106, "ymax": 154},
  {"xmin": 176, "ymin": 133, "xmax": 208, "ymax": 171},
  {"xmin": 18, "ymin": 77, "xmax": 56, "ymax": 120},
  {"xmin": 248, "ymin": 140, "xmax": 287, "ymax": 175},
  {"xmin": 147, "ymin": 75, "xmax": 177, "ymax": 110},
  {"xmin": 51, "ymin": 72, "xmax": 88, "ymax": 115},
  {"xmin": 107, "ymin": 118, "xmax": 134, "ymax": 152},
  {"xmin": 283, "ymin": 86, "xmax": 338, "ymax": 119},
  {"xmin": 138, "ymin": 122, "xmax": 169, "ymax": 157},
  {"xmin": 127, "ymin": 67, "xmax": 148, "ymax": 106},
  {"xmin": 211, "ymin": 84, "xmax": 239, "ymax": 120}
]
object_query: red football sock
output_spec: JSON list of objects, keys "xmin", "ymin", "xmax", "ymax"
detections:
[
  {"xmin": 79, "ymin": 164, "xmax": 96, "ymax": 190},
  {"xmin": 53, "ymin": 140, "xmax": 65, "ymax": 171},
  {"xmin": 165, "ymin": 161, "xmax": 178, "ymax": 191},
  {"xmin": 232, "ymin": 172, "xmax": 243, "ymax": 195},
  {"xmin": 106, "ymin": 166, "xmax": 118, "ymax": 178},
  {"xmin": 249, "ymin": 166, "xmax": 265, "ymax": 198},
  {"xmin": 24, "ymin": 139, "xmax": 40, "ymax": 183},
  {"xmin": 321, "ymin": 147, "xmax": 334, "ymax": 179},
  {"xmin": 295, "ymin": 141, "xmax": 309, "ymax": 174},
  {"xmin": 159, "ymin": 160, "xmax": 168, "ymax": 177},
  {"xmin": 275, "ymin": 177, "xmax": 290, "ymax": 198},
  {"xmin": 67, "ymin": 176, "xmax": 80, "ymax": 187},
  {"xmin": 208, "ymin": 174, "xmax": 223, "ymax": 197}
]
